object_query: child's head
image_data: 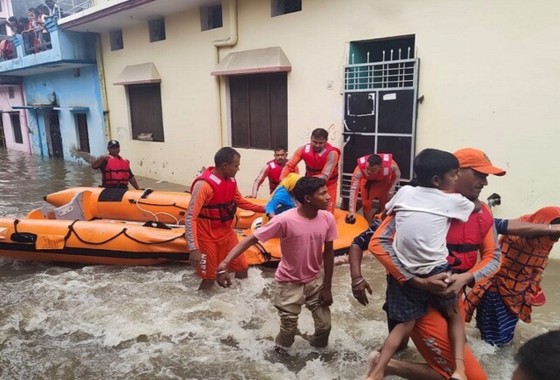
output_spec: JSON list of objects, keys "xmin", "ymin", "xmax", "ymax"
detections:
[
  {"xmin": 293, "ymin": 177, "xmax": 329, "ymax": 209},
  {"xmin": 413, "ymin": 148, "xmax": 459, "ymax": 190}
]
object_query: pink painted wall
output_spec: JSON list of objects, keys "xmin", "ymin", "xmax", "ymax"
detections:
[{"xmin": 0, "ymin": 85, "xmax": 32, "ymax": 153}]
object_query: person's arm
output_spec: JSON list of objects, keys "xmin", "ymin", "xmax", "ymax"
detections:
[
  {"xmin": 319, "ymin": 241, "xmax": 334, "ymax": 306},
  {"xmin": 280, "ymin": 147, "xmax": 303, "ymax": 180},
  {"xmin": 503, "ymin": 219, "xmax": 560, "ymax": 237},
  {"xmin": 368, "ymin": 215, "xmax": 415, "ymax": 283},
  {"xmin": 347, "ymin": 166, "xmax": 362, "ymax": 216},
  {"xmin": 387, "ymin": 162, "xmax": 401, "ymax": 199},
  {"xmin": 348, "ymin": 242, "xmax": 373, "ymax": 306},
  {"xmin": 319, "ymin": 150, "xmax": 340, "ymax": 182},
  {"xmin": 91, "ymin": 155, "xmax": 109, "ymax": 169},
  {"xmin": 216, "ymin": 234, "xmax": 259, "ymax": 287},
  {"xmin": 234, "ymin": 188, "xmax": 265, "ymax": 213},
  {"xmin": 185, "ymin": 181, "xmax": 212, "ymax": 267},
  {"xmin": 369, "ymin": 215, "xmax": 450, "ymax": 292},
  {"xmin": 250, "ymin": 165, "xmax": 269, "ymax": 198},
  {"xmin": 128, "ymin": 175, "xmax": 140, "ymax": 190}
]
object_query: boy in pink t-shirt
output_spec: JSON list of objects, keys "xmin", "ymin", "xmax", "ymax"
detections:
[{"xmin": 217, "ymin": 177, "xmax": 338, "ymax": 349}]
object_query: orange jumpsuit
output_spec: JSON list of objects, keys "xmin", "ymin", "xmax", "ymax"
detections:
[
  {"xmin": 185, "ymin": 180, "xmax": 265, "ymax": 280},
  {"xmin": 348, "ymin": 156, "xmax": 400, "ymax": 216},
  {"xmin": 369, "ymin": 212, "xmax": 501, "ymax": 380}
]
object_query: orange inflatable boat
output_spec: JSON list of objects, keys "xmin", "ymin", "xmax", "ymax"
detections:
[
  {"xmin": 0, "ymin": 188, "xmax": 369, "ymax": 267},
  {"xmin": 0, "ymin": 209, "xmax": 368, "ymax": 267},
  {"xmin": 43, "ymin": 187, "xmax": 264, "ymax": 229}
]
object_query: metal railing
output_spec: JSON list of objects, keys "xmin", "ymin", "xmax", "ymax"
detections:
[{"xmin": 55, "ymin": 0, "xmax": 93, "ymax": 18}]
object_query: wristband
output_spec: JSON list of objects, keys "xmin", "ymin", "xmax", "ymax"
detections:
[
  {"xmin": 351, "ymin": 278, "xmax": 365, "ymax": 287},
  {"xmin": 217, "ymin": 270, "xmax": 228, "ymax": 275}
]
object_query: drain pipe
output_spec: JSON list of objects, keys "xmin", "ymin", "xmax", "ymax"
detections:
[
  {"xmin": 212, "ymin": 0, "xmax": 238, "ymax": 147},
  {"xmin": 95, "ymin": 34, "xmax": 111, "ymax": 142}
]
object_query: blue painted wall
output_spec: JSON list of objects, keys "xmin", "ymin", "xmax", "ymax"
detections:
[{"xmin": 23, "ymin": 65, "xmax": 106, "ymax": 163}]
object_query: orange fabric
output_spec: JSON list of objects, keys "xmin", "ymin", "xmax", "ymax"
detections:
[
  {"xmin": 349, "ymin": 160, "xmax": 399, "ymax": 215},
  {"xmin": 411, "ymin": 303, "xmax": 487, "ymax": 380},
  {"xmin": 281, "ymin": 145, "xmax": 340, "ymax": 185},
  {"xmin": 369, "ymin": 213, "xmax": 498, "ymax": 379},
  {"xmin": 197, "ymin": 232, "xmax": 246, "ymax": 280},
  {"xmin": 185, "ymin": 181, "xmax": 265, "ymax": 250},
  {"xmin": 465, "ymin": 206, "xmax": 560, "ymax": 323}
]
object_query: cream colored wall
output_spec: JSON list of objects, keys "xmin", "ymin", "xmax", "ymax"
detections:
[{"xmin": 100, "ymin": 0, "xmax": 560, "ymax": 255}]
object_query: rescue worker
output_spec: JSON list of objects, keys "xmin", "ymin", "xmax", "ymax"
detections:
[
  {"xmin": 362, "ymin": 147, "xmax": 505, "ymax": 380},
  {"xmin": 185, "ymin": 147, "xmax": 265, "ymax": 290},
  {"xmin": 248, "ymin": 146, "xmax": 288, "ymax": 198},
  {"xmin": 91, "ymin": 140, "xmax": 140, "ymax": 190},
  {"xmin": 346, "ymin": 153, "xmax": 400, "ymax": 224},
  {"xmin": 280, "ymin": 128, "xmax": 340, "ymax": 213}
]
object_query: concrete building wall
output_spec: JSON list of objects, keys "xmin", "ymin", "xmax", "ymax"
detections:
[
  {"xmin": 0, "ymin": 85, "xmax": 31, "ymax": 152},
  {"xmin": 98, "ymin": 0, "xmax": 560, "ymax": 221},
  {"xmin": 23, "ymin": 64, "xmax": 105, "ymax": 161}
]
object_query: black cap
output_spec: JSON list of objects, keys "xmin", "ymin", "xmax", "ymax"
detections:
[{"xmin": 107, "ymin": 140, "xmax": 120, "ymax": 148}]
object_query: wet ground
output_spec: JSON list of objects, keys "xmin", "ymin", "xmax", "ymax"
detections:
[{"xmin": 0, "ymin": 148, "xmax": 558, "ymax": 379}]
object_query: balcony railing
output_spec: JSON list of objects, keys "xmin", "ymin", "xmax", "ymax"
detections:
[{"xmin": 55, "ymin": 0, "xmax": 93, "ymax": 19}]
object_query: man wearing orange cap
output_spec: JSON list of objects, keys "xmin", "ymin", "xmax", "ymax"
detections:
[{"xmin": 360, "ymin": 148, "xmax": 505, "ymax": 380}]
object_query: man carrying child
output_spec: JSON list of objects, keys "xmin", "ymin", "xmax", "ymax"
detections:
[{"xmin": 366, "ymin": 148, "xmax": 476, "ymax": 380}]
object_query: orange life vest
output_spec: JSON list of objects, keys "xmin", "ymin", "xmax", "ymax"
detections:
[
  {"xmin": 266, "ymin": 160, "xmax": 283, "ymax": 193},
  {"xmin": 102, "ymin": 156, "xmax": 131, "ymax": 188},
  {"xmin": 446, "ymin": 203, "xmax": 494, "ymax": 272},
  {"xmin": 301, "ymin": 143, "xmax": 340, "ymax": 185},
  {"xmin": 191, "ymin": 167, "xmax": 238, "ymax": 227},
  {"xmin": 357, "ymin": 153, "xmax": 393, "ymax": 181}
]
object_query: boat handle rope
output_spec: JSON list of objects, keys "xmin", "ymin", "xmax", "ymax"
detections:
[
  {"xmin": 251, "ymin": 241, "xmax": 272, "ymax": 262},
  {"xmin": 129, "ymin": 198, "xmax": 184, "ymax": 225},
  {"xmin": 65, "ymin": 220, "xmax": 186, "ymax": 246}
]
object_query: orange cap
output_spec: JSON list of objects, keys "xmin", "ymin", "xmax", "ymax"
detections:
[{"xmin": 454, "ymin": 148, "xmax": 506, "ymax": 176}]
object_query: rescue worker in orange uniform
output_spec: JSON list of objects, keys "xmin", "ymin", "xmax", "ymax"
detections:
[
  {"xmin": 363, "ymin": 147, "xmax": 505, "ymax": 380},
  {"xmin": 185, "ymin": 147, "xmax": 265, "ymax": 290},
  {"xmin": 280, "ymin": 128, "xmax": 340, "ymax": 213},
  {"xmin": 248, "ymin": 146, "xmax": 288, "ymax": 198},
  {"xmin": 346, "ymin": 153, "xmax": 400, "ymax": 224},
  {"xmin": 91, "ymin": 140, "xmax": 140, "ymax": 190}
]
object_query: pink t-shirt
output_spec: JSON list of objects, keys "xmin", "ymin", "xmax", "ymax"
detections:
[{"xmin": 253, "ymin": 208, "xmax": 338, "ymax": 283}]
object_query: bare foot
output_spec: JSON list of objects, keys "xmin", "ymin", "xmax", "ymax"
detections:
[{"xmin": 365, "ymin": 350, "xmax": 380, "ymax": 379}]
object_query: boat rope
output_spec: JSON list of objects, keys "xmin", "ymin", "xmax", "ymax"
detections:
[
  {"xmin": 129, "ymin": 198, "xmax": 184, "ymax": 225},
  {"xmin": 64, "ymin": 220, "xmax": 186, "ymax": 246},
  {"xmin": 251, "ymin": 241, "xmax": 272, "ymax": 262}
]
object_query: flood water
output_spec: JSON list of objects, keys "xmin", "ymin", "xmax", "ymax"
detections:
[{"xmin": 0, "ymin": 148, "xmax": 559, "ymax": 380}]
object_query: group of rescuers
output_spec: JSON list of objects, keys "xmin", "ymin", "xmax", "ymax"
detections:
[{"xmin": 92, "ymin": 130, "xmax": 560, "ymax": 380}]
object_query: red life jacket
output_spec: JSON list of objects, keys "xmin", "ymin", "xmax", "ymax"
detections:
[
  {"xmin": 357, "ymin": 153, "xmax": 393, "ymax": 181},
  {"xmin": 102, "ymin": 156, "xmax": 131, "ymax": 188},
  {"xmin": 446, "ymin": 203, "xmax": 494, "ymax": 272},
  {"xmin": 301, "ymin": 143, "xmax": 340, "ymax": 185},
  {"xmin": 266, "ymin": 160, "xmax": 283, "ymax": 193},
  {"xmin": 191, "ymin": 167, "xmax": 238, "ymax": 227}
]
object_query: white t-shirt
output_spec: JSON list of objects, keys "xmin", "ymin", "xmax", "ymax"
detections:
[{"xmin": 386, "ymin": 186, "xmax": 474, "ymax": 275}]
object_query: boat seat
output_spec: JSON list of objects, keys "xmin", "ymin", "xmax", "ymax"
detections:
[{"xmin": 53, "ymin": 191, "xmax": 94, "ymax": 221}]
